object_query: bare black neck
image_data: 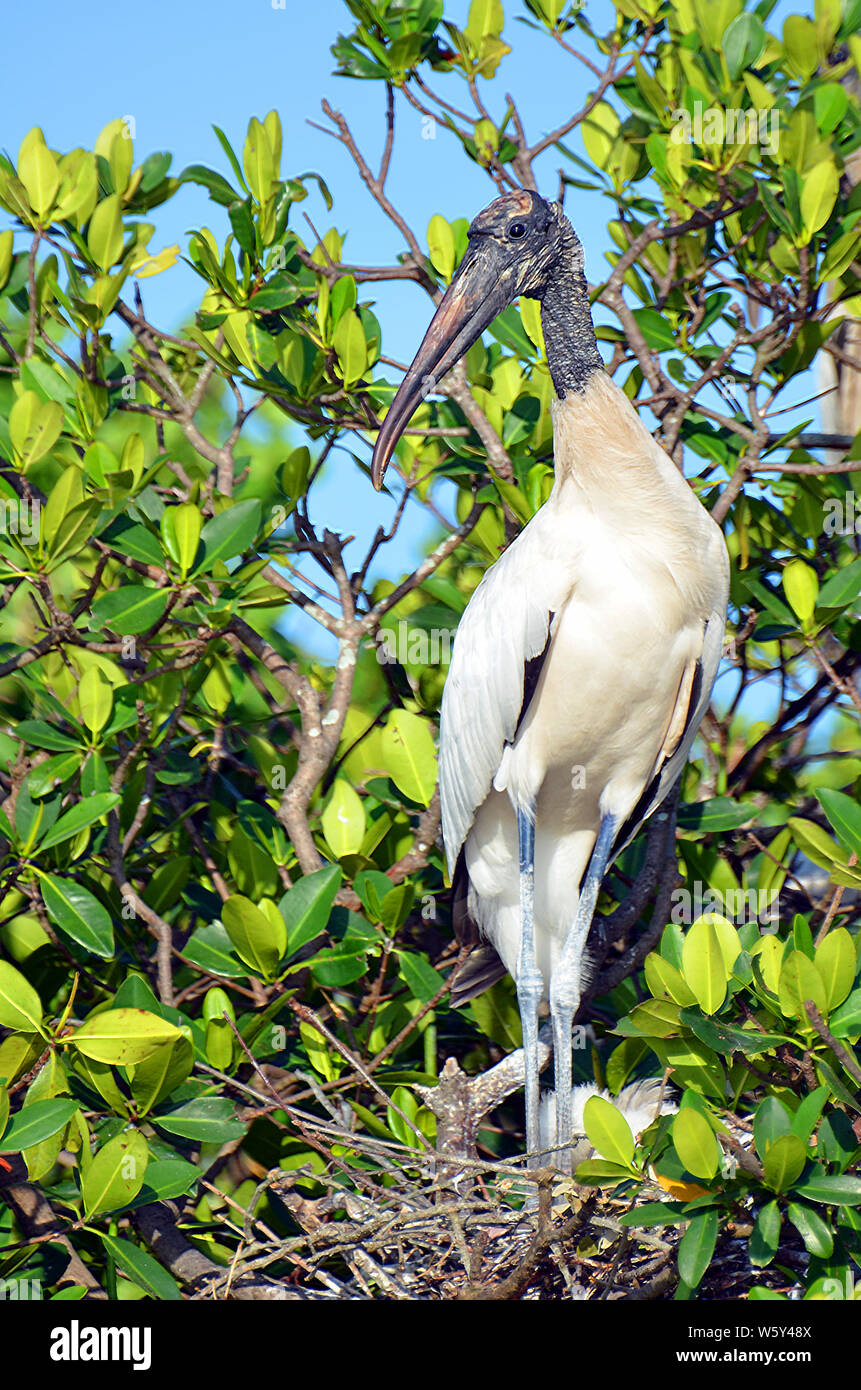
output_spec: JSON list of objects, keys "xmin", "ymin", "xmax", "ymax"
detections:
[{"xmin": 540, "ymin": 250, "xmax": 602, "ymax": 400}]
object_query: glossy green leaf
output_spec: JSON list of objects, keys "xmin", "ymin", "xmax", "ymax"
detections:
[
  {"xmin": 38, "ymin": 872, "xmax": 115, "ymax": 958},
  {"xmin": 0, "ymin": 1098, "xmax": 78, "ymax": 1151},
  {"xmin": 672, "ymin": 1108, "xmax": 720, "ymax": 1180},
  {"xmin": 582, "ymin": 1094, "xmax": 635, "ymax": 1168},
  {"xmin": 381, "ymin": 710, "xmax": 437, "ymax": 808},
  {"xmin": 67, "ymin": 1009, "xmax": 182, "ymax": 1064},
  {"xmin": 221, "ymin": 894, "xmax": 286, "ymax": 979},
  {"xmin": 0, "ymin": 961, "xmax": 44, "ymax": 1032},
  {"xmin": 82, "ymin": 1129, "xmax": 148, "ymax": 1217}
]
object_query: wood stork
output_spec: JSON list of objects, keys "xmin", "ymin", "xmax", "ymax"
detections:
[{"xmin": 371, "ymin": 190, "xmax": 729, "ymax": 1172}]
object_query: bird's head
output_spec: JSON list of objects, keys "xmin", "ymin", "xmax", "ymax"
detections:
[{"xmin": 371, "ymin": 189, "xmax": 581, "ymax": 488}]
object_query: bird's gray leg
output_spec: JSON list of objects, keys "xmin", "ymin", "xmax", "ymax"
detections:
[
  {"xmin": 550, "ymin": 813, "xmax": 618, "ymax": 1175},
  {"xmin": 516, "ymin": 805, "xmax": 543, "ymax": 1167}
]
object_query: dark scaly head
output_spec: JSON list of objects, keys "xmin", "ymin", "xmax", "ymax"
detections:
[{"xmin": 371, "ymin": 189, "xmax": 600, "ymax": 489}]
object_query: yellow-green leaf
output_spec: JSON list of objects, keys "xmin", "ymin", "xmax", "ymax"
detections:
[
  {"xmin": 381, "ymin": 710, "xmax": 437, "ymax": 808},
  {"xmin": 0, "ymin": 960, "xmax": 44, "ymax": 1033},
  {"xmin": 644, "ymin": 952, "xmax": 697, "ymax": 1006},
  {"xmin": 800, "ymin": 161, "xmax": 839, "ymax": 239},
  {"xmin": 582, "ymin": 1094, "xmax": 635, "ymax": 1167},
  {"xmin": 814, "ymin": 928, "xmax": 856, "ymax": 1011},
  {"xmin": 778, "ymin": 950, "xmax": 827, "ymax": 1020},
  {"xmin": 9, "ymin": 391, "xmax": 63, "ymax": 467},
  {"xmin": 762, "ymin": 1133, "xmax": 807, "ymax": 1192},
  {"xmin": 519, "ymin": 296, "xmax": 544, "ymax": 353},
  {"xmin": 18, "ymin": 128, "xmax": 59, "ymax": 220},
  {"xmin": 333, "ymin": 309, "xmax": 367, "ymax": 387},
  {"xmin": 682, "ymin": 917, "xmax": 728, "ymax": 1014},
  {"xmin": 67, "ymin": 1009, "xmax": 181, "ymax": 1065},
  {"xmin": 673, "ymin": 1107, "xmax": 720, "ymax": 1180},
  {"xmin": 221, "ymin": 894, "xmax": 286, "ymax": 979},
  {"xmin": 782, "ymin": 559, "xmax": 819, "ymax": 624},
  {"xmin": 321, "ymin": 779, "xmax": 366, "ymax": 858},
  {"xmin": 427, "ymin": 214, "xmax": 456, "ymax": 281},
  {"xmin": 78, "ymin": 666, "xmax": 113, "ymax": 737},
  {"xmin": 82, "ymin": 1129, "xmax": 148, "ymax": 1217},
  {"xmin": 87, "ymin": 193, "xmax": 124, "ymax": 271}
]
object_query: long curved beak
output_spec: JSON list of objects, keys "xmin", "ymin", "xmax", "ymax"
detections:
[{"xmin": 371, "ymin": 241, "xmax": 512, "ymax": 489}]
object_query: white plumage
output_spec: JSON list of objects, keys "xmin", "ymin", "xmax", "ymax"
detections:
[
  {"xmin": 539, "ymin": 1079, "xmax": 678, "ymax": 1167},
  {"xmin": 440, "ymin": 372, "xmax": 728, "ymax": 992}
]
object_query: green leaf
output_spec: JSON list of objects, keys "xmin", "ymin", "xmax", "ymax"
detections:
[
  {"xmin": 308, "ymin": 941, "xmax": 368, "ymax": 986},
  {"xmin": 778, "ymin": 950, "xmax": 827, "ymax": 1020},
  {"xmin": 753, "ymin": 1095, "xmax": 792, "ymax": 1156},
  {"xmin": 722, "ymin": 12, "xmax": 765, "ymax": 78},
  {"xmin": 137, "ymin": 1157, "xmax": 202, "ymax": 1203},
  {"xmin": 469, "ymin": 980, "xmax": 522, "ymax": 1050},
  {"xmin": 817, "ymin": 788, "xmax": 861, "ymax": 860},
  {"xmin": 182, "ymin": 923, "xmax": 246, "ymax": 978},
  {"xmin": 77, "ymin": 667, "xmax": 113, "ymax": 737},
  {"xmin": 813, "ymin": 82, "xmax": 849, "ymax": 134},
  {"xmin": 678, "ymin": 1207, "xmax": 718, "ymax": 1288},
  {"xmin": 98, "ymin": 1233, "xmax": 182, "ymax": 1301},
  {"xmin": 321, "ymin": 779, "xmax": 366, "ymax": 858},
  {"xmin": 749, "ymin": 1200, "xmax": 782, "ymax": 1266},
  {"xmin": 280, "ymin": 865, "xmax": 341, "ymax": 954},
  {"xmin": 397, "ymin": 950, "xmax": 444, "ymax": 1004},
  {"xmin": 645, "ymin": 953, "xmax": 697, "ymax": 1006},
  {"xmin": 762, "ymin": 1134, "xmax": 808, "ymax": 1192},
  {"xmin": 9, "ymin": 391, "xmax": 64, "ymax": 467},
  {"xmin": 794, "ymin": 1173, "xmax": 861, "ymax": 1205},
  {"xmin": 582, "ymin": 1094, "xmax": 635, "ymax": 1167},
  {"xmin": 800, "ymin": 161, "xmax": 839, "ymax": 239},
  {"xmin": 154, "ymin": 1097, "xmax": 245, "ymax": 1143},
  {"xmin": 681, "ymin": 1009, "xmax": 792, "ymax": 1055},
  {"xmin": 672, "ymin": 1108, "xmax": 720, "ymax": 1180},
  {"xmin": 87, "ymin": 193, "xmax": 124, "ymax": 270},
  {"xmin": 221, "ymin": 895, "xmax": 286, "ymax": 979},
  {"xmin": 161, "ymin": 502, "xmax": 202, "ymax": 577},
  {"xmin": 682, "ymin": 917, "xmax": 728, "ymax": 1014},
  {"xmin": 90, "ymin": 586, "xmax": 171, "ymax": 636},
  {"xmin": 829, "ymin": 988, "xmax": 861, "ymax": 1039},
  {"xmin": 790, "ymin": 1086, "xmax": 829, "ymax": 1142},
  {"xmin": 129, "ymin": 1037, "xmax": 195, "ymax": 1115},
  {"xmin": 333, "ymin": 309, "xmax": 367, "ymax": 387},
  {"xmin": 36, "ymin": 792, "xmax": 120, "ymax": 852},
  {"xmin": 197, "ymin": 499, "xmax": 262, "ymax": 573},
  {"xmin": 243, "ymin": 117, "xmax": 276, "ymax": 203},
  {"xmin": 82, "ymin": 1129, "xmax": 148, "ymax": 1217},
  {"xmin": 18, "ymin": 128, "xmax": 59, "ymax": 220},
  {"xmin": 0, "ymin": 1098, "xmax": 78, "ymax": 1151},
  {"xmin": 427, "ymin": 214, "xmax": 456, "ymax": 280},
  {"xmin": 815, "ymin": 928, "xmax": 856, "ymax": 1011},
  {"xmin": 38, "ymin": 871, "xmax": 115, "ymax": 958},
  {"xmin": 816, "ymin": 556, "xmax": 861, "ymax": 609},
  {"xmin": 677, "ymin": 797, "xmax": 752, "ymax": 832},
  {"xmin": 782, "ymin": 559, "xmax": 818, "ymax": 624},
  {"xmin": 381, "ymin": 710, "xmax": 437, "ymax": 807},
  {"xmin": 67, "ymin": 1008, "xmax": 182, "ymax": 1064},
  {"xmin": 0, "ymin": 960, "xmax": 44, "ymax": 1032},
  {"xmin": 787, "ymin": 1201, "xmax": 834, "ymax": 1257}
]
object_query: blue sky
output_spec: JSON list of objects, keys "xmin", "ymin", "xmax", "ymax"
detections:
[{"xmin": 3, "ymin": 0, "xmax": 815, "ymax": 692}]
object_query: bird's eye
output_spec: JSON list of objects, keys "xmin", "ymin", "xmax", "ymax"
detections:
[{"xmin": 508, "ymin": 222, "xmax": 527, "ymax": 240}]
